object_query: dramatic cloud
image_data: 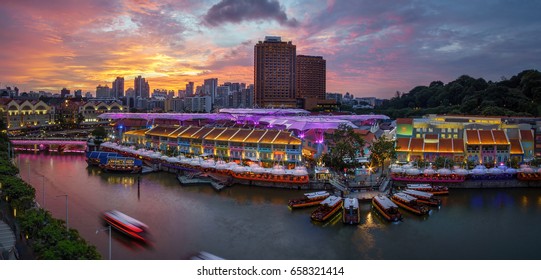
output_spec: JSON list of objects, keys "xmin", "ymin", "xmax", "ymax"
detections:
[
  {"xmin": 1, "ymin": 0, "xmax": 540, "ymax": 98},
  {"xmin": 203, "ymin": 0, "xmax": 298, "ymax": 27}
]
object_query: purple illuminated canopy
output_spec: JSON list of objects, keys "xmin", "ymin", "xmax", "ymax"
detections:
[{"xmin": 98, "ymin": 112, "xmax": 389, "ymax": 131}]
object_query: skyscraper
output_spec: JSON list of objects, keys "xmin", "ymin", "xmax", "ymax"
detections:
[
  {"xmin": 60, "ymin": 88, "xmax": 70, "ymax": 98},
  {"xmin": 186, "ymin": 81, "xmax": 194, "ymax": 96},
  {"xmin": 134, "ymin": 76, "xmax": 149, "ymax": 99},
  {"xmin": 111, "ymin": 77, "xmax": 124, "ymax": 99},
  {"xmin": 254, "ymin": 36, "xmax": 297, "ymax": 108},
  {"xmin": 96, "ymin": 84, "xmax": 110, "ymax": 98},
  {"xmin": 296, "ymin": 55, "xmax": 326, "ymax": 100},
  {"xmin": 204, "ymin": 78, "xmax": 218, "ymax": 104}
]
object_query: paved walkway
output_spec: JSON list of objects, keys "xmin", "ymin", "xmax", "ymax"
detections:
[
  {"xmin": 0, "ymin": 220, "xmax": 16, "ymax": 260},
  {"xmin": 0, "ymin": 201, "xmax": 36, "ymax": 260}
]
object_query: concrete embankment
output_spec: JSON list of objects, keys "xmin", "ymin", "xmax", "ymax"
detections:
[{"xmin": 393, "ymin": 179, "xmax": 541, "ymax": 189}]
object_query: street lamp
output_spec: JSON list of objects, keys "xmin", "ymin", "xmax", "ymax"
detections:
[
  {"xmin": 41, "ymin": 176, "xmax": 45, "ymax": 208},
  {"xmin": 368, "ymin": 167, "xmax": 373, "ymax": 189},
  {"xmin": 96, "ymin": 225, "xmax": 112, "ymax": 260},
  {"xmin": 56, "ymin": 194, "xmax": 68, "ymax": 231}
]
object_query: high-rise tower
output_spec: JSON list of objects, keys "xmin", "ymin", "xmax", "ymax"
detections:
[
  {"xmin": 111, "ymin": 77, "xmax": 124, "ymax": 99},
  {"xmin": 134, "ymin": 76, "xmax": 149, "ymax": 99},
  {"xmin": 296, "ymin": 55, "xmax": 326, "ymax": 100},
  {"xmin": 254, "ymin": 36, "xmax": 296, "ymax": 108}
]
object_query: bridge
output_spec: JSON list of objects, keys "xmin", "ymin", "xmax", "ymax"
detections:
[{"xmin": 9, "ymin": 139, "xmax": 88, "ymax": 153}]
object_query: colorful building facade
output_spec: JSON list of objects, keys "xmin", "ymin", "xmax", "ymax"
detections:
[{"xmin": 123, "ymin": 125, "xmax": 303, "ymax": 165}]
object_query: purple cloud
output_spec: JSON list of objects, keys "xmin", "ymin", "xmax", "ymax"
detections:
[{"xmin": 203, "ymin": 0, "xmax": 298, "ymax": 27}]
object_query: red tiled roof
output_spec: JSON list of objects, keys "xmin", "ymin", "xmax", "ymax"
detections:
[
  {"xmin": 146, "ymin": 126, "xmax": 178, "ymax": 137},
  {"xmin": 409, "ymin": 138, "xmax": 424, "ymax": 152},
  {"xmin": 509, "ymin": 139, "xmax": 524, "ymax": 154},
  {"xmin": 478, "ymin": 130, "xmax": 494, "ymax": 144},
  {"xmin": 492, "ymin": 130, "xmax": 509, "ymax": 145},
  {"xmin": 396, "ymin": 138, "xmax": 410, "ymax": 152},
  {"xmin": 520, "ymin": 130, "xmax": 534, "ymax": 142},
  {"xmin": 424, "ymin": 142, "xmax": 438, "ymax": 152},
  {"xmin": 438, "ymin": 139, "xmax": 454, "ymax": 153},
  {"xmin": 398, "ymin": 137, "xmax": 465, "ymax": 153},
  {"xmin": 465, "ymin": 130, "xmax": 481, "ymax": 145},
  {"xmin": 396, "ymin": 118, "xmax": 413, "ymax": 125},
  {"xmin": 452, "ymin": 139, "xmax": 464, "ymax": 153}
]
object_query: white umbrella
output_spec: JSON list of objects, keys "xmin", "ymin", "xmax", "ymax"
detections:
[
  {"xmin": 437, "ymin": 168, "xmax": 452, "ymax": 175},
  {"xmin": 406, "ymin": 168, "xmax": 420, "ymax": 175}
]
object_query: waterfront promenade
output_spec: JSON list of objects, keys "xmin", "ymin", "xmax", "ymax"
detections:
[{"xmin": 0, "ymin": 200, "xmax": 35, "ymax": 260}]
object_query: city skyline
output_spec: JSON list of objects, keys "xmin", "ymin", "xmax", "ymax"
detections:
[{"xmin": 1, "ymin": 0, "xmax": 540, "ymax": 98}]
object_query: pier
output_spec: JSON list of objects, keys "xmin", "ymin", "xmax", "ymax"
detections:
[{"xmin": 177, "ymin": 173, "xmax": 229, "ymax": 191}]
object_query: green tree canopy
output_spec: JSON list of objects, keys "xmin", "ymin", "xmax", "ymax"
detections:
[
  {"xmin": 368, "ymin": 136, "xmax": 397, "ymax": 173},
  {"xmin": 321, "ymin": 123, "xmax": 365, "ymax": 172}
]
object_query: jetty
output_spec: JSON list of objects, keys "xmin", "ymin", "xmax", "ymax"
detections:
[{"xmin": 177, "ymin": 172, "xmax": 230, "ymax": 191}]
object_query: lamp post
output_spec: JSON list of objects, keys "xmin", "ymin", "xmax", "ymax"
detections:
[
  {"xmin": 368, "ymin": 167, "xmax": 373, "ymax": 189},
  {"xmin": 56, "ymin": 194, "xmax": 68, "ymax": 231},
  {"xmin": 96, "ymin": 225, "xmax": 112, "ymax": 260},
  {"xmin": 41, "ymin": 176, "xmax": 45, "ymax": 208}
]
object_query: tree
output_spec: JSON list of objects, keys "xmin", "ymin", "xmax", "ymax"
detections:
[
  {"xmin": 434, "ymin": 156, "xmax": 455, "ymax": 169},
  {"xmin": 76, "ymin": 113, "xmax": 85, "ymax": 128},
  {"xmin": 91, "ymin": 126, "xmax": 108, "ymax": 147},
  {"xmin": 368, "ymin": 136, "xmax": 397, "ymax": 174},
  {"xmin": 321, "ymin": 124, "xmax": 365, "ymax": 172}
]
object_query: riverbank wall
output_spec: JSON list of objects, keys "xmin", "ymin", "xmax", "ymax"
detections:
[{"xmin": 392, "ymin": 179, "xmax": 541, "ymax": 189}]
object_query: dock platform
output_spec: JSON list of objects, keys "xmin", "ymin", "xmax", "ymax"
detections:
[{"xmin": 177, "ymin": 173, "xmax": 229, "ymax": 191}]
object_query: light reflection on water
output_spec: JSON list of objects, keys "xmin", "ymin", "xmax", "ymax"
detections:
[{"xmin": 17, "ymin": 153, "xmax": 541, "ymax": 260}]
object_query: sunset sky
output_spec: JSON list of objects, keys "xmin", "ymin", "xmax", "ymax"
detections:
[{"xmin": 1, "ymin": 0, "xmax": 540, "ymax": 98}]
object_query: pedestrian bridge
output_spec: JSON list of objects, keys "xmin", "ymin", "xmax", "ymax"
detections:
[{"xmin": 10, "ymin": 139, "xmax": 88, "ymax": 152}]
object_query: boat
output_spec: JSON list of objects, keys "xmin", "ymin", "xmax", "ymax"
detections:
[
  {"xmin": 406, "ymin": 183, "xmax": 449, "ymax": 195},
  {"xmin": 391, "ymin": 193, "xmax": 430, "ymax": 215},
  {"xmin": 102, "ymin": 210, "xmax": 149, "ymax": 242},
  {"xmin": 189, "ymin": 251, "xmax": 225, "ymax": 260},
  {"xmin": 288, "ymin": 191, "xmax": 330, "ymax": 209},
  {"xmin": 371, "ymin": 195, "xmax": 402, "ymax": 222},
  {"xmin": 311, "ymin": 196, "xmax": 343, "ymax": 222},
  {"xmin": 402, "ymin": 189, "xmax": 442, "ymax": 207},
  {"xmin": 85, "ymin": 151, "xmax": 119, "ymax": 166},
  {"xmin": 230, "ymin": 167, "xmax": 310, "ymax": 185},
  {"xmin": 391, "ymin": 173, "xmax": 465, "ymax": 183},
  {"xmin": 342, "ymin": 198, "xmax": 360, "ymax": 225},
  {"xmin": 517, "ymin": 172, "xmax": 541, "ymax": 181},
  {"xmin": 99, "ymin": 156, "xmax": 143, "ymax": 173}
]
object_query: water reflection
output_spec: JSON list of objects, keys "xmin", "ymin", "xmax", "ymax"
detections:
[{"xmin": 18, "ymin": 153, "xmax": 541, "ymax": 260}]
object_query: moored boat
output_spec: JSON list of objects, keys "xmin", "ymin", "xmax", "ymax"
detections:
[
  {"xmin": 99, "ymin": 156, "xmax": 143, "ymax": 173},
  {"xmin": 102, "ymin": 210, "xmax": 149, "ymax": 242},
  {"xmin": 402, "ymin": 189, "xmax": 442, "ymax": 207},
  {"xmin": 406, "ymin": 183, "xmax": 449, "ymax": 195},
  {"xmin": 288, "ymin": 191, "xmax": 330, "ymax": 209},
  {"xmin": 391, "ymin": 174, "xmax": 465, "ymax": 183},
  {"xmin": 371, "ymin": 195, "xmax": 402, "ymax": 222},
  {"xmin": 86, "ymin": 151, "xmax": 119, "ymax": 166},
  {"xmin": 342, "ymin": 198, "xmax": 360, "ymax": 225},
  {"xmin": 311, "ymin": 196, "xmax": 343, "ymax": 222},
  {"xmin": 391, "ymin": 193, "xmax": 430, "ymax": 215}
]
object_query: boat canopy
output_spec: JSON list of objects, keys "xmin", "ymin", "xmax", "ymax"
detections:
[
  {"xmin": 403, "ymin": 189, "xmax": 433, "ymax": 199},
  {"xmin": 320, "ymin": 196, "xmax": 342, "ymax": 207},
  {"xmin": 344, "ymin": 198, "xmax": 359, "ymax": 208},
  {"xmin": 393, "ymin": 192, "xmax": 417, "ymax": 203},
  {"xmin": 374, "ymin": 195, "xmax": 398, "ymax": 209}
]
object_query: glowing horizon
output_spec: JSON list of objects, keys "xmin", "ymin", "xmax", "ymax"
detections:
[{"xmin": 1, "ymin": 0, "xmax": 540, "ymax": 98}]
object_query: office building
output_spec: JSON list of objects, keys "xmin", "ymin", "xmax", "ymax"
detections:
[
  {"xmin": 296, "ymin": 55, "xmax": 326, "ymax": 100},
  {"xmin": 254, "ymin": 36, "xmax": 297, "ymax": 108},
  {"xmin": 134, "ymin": 76, "xmax": 150, "ymax": 99},
  {"xmin": 111, "ymin": 77, "xmax": 124, "ymax": 99}
]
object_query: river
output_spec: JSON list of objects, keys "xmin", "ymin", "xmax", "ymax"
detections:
[{"xmin": 17, "ymin": 153, "xmax": 541, "ymax": 260}]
